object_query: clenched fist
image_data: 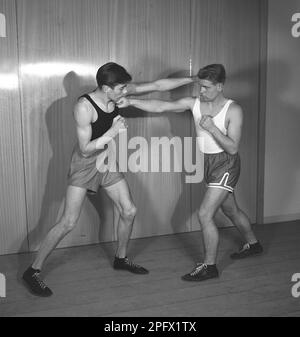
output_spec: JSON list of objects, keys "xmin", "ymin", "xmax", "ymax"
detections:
[
  {"xmin": 116, "ymin": 97, "xmax": 130, "ymax": 109},
  {"xmin": 112, "ymin": 115, "xmax": 128, "ymax": 135},
  {"xmin": 199, "ymin": 115, "xmax": 215, "ymax": 132}
]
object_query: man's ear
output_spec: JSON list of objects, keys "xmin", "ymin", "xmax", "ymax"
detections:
[
  {"xmin": 217, "ymin": 83, "xmax": 223, "ymax": 91},
  {"xmin": 102, "ymin": 84, "xmax": 111, "ymax": 93}
]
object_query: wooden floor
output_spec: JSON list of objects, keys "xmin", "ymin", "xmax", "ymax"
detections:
[{"xmin": 0, "ymin": 221, "xmax": 300, "ymax": 317}]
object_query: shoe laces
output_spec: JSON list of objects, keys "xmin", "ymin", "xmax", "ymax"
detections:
[
  {"xmin": 32, "ymin": 272, "xmax": 47, "ymax": 290},
  {"xmin": 124, "ymin": 258, "xmax": 140, "ymax": 268},
  {"xmin": 190, "ymin": 263, "xmax": 207, "ymax": 276},
  {"xmin": 239, "ymin": 243, "xmax": 250, "ymax": 252}
]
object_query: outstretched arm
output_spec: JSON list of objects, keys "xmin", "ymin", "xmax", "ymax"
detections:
[
  {"xmin": 125, "ymin": 77, "xmax": 196, "ymax": 95},
  {"xmin": 117, "ymin": 96, "xmax": 195, "ymax": 113}
]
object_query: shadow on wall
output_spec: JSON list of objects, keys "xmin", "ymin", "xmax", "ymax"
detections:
[
  {"xmin": 17, "ymin": 71, "xmax": 129, "ymax": 274},
  {"xmin": 16, "ymin": 72, "xmax": 86, "ymax": 275},
  {"xmin": 18, "ymin": 72, "xmax": 96, "ymax": 255}
]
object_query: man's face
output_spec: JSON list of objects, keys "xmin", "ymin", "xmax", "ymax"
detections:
[
  {"xmin": 107, "ymin": 83, "xmax": 129, "ymax": 102},
  {"xmin": 198, "ymin": 79, "xmax": 222, "ymax": 102}
]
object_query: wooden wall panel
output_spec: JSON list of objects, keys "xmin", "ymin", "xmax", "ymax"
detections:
[
  {"xmin": 107, "ymin": 0, "xmax": 192, "ymax": 238},
  {"xmin": 17, "ymin": 0, "xmax": 113, "ymax": 250},
  {"xmin": 17, "ymin": 0, "xmax": 192, "ymax": 252},
  {"xmin": 0, "ymin": 0, "xmax": 28, "ymax": 254},
  {"xmin": 264, "ymin": 0, "xmax": 300, "ymax": 223},
  {"xmin": 190, "ymin": 0, "xmax": 260, "ymax": 230}
]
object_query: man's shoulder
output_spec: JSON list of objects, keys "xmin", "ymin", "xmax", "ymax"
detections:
[
  {"xmin": 227, "ymin": 100, "xmax": 243, "ymax": 121},
  {"xmin": 181, "ymin": 96, "xmax": 197, "ymax": 108},
  {"xmin": 228, "ymin": 100, "xmax": 242, "ymax": 113},
  {"xmin": 74, "ymin": 97, "xmax": 93, "ymax": 123},
  {"xmin": 76, "ymin": 94, "xmax": 94, "ymax": 110},
  {"xmin": 77, "ymin": 94, "xmax": 90, "ymax": 105}
]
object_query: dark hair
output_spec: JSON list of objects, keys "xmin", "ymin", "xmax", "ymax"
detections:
[
  {"xmin": 96, "ymin": 62, "xmax": 132, "ymax": 88},
  {"xmin": 197, "ymin": 64, "xmax": 226, "ymax": 84}
]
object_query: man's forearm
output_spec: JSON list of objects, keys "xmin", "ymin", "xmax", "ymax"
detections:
[
  {"xmin": 80, "ymin": 129, "xmax": 116, "ymax": 157},
  {"xmin": 128, "ymin": 98, "xmax": 164, "ymax": 113},
  {"xmin": 129, "ymin": 76, "xmax": 195, "ymax": 95},
  {"xmin": 209, "ymin": 127, "xmax": 238, "ymax": 155},
  {"xmin": 154, "ymin": 77, "xmax": 194, "ymax": 91}
]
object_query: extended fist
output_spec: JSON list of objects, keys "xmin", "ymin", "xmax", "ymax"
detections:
[
  {"xmin": 116, "ymin": 97, "xmax": 130, "ymax": 108},
  {"xmin": 112, "ymin": 115, "xmax": 128, "ymax": 134},
  {"xmin": 199, "ymin": 115, "xmax": 215, "ymax": 132}
]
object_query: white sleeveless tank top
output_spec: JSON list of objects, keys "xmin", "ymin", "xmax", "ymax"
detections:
[{"xmin": 192, "ymin": 98, "xmax": 233, "ymax": 154}]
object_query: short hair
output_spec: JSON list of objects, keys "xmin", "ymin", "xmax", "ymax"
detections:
[
  {"xmin": 96, "ymin": 62, "xmax": 132, "ymax": 88},
  {"xmin": 197, "ymin": 64, "xmax": 226, "ymax": 84}
]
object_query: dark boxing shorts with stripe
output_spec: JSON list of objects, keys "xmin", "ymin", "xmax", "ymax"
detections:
[{"xmin": 204, "ymin": 151, "xmax": 241, "ymax": 193}]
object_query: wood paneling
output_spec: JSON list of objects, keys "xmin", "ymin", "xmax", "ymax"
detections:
[
  {"xmin": 16, "ymin": 0, "xmax": 113, "ymax": 250},
  {"xmin": 17, "ymin": 0, "xmax": 193, "ymax": 252},
  {"xmin": 257, "ymin": 0, "xmax": 268, "ymax": 224},
  {"xmin": 107, "ymin": 0, "xmax": 192, "ymax": 238},
  {"xmin": 0, "ymin": 0, "xmax": 28, "ymax": 255},
  {"xmin": 190, "ymin": 0, "xmax": 261, "ymax": 230},
  {"xmin": 264, "ymin": 0, "xmax": 300, "ymax": 222}
]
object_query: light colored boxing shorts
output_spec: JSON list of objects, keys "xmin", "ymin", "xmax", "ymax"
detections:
[{"xmin": 67, "ymin": 144, "xmax": 124, "ymax": 194}]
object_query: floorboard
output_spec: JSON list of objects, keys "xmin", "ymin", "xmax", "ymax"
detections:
[{"xmin": 0, "ymin": 221, "xmax": 300, "ymax": 317}]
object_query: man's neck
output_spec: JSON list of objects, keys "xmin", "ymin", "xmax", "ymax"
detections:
[
  {"xmin": 91, "ymin": 88, "xmax": 111, "ymax": 105},
  {"xmin": 88, "ymin": 87, "xmax": 115, "ymax": 113},
  {"xmin": 208, "ymin": 94, "xmax": 226, "ymax": 110}
]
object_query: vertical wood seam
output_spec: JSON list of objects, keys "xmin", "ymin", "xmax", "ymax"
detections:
[
  {"xmin": 14, "ymin": 0, "xmax": 30, "ymax": 252},
  {"xmin": 256, "ymin": 0, "xmax": 268, "ymax": 225}
]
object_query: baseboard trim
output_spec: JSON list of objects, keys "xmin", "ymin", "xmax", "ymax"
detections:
[{"xmin": 264, "ymin": 213, "xmax": 300, "ymax": 224}]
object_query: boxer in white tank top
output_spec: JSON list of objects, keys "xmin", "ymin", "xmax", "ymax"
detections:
[
  {"xmin": 118, "ymin": 63, "xmax": 263, "ymax": 282},
  {"xmin": 192, "ymin": 97, "xmax": 233, "ymax": 154}
]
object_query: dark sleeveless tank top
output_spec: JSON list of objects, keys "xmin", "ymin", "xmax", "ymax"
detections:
[{"xmin": 80, "ymin": 94, "xmax": 120, "ymax": 140}]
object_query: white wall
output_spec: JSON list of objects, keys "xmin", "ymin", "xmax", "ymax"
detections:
[{"xmin": 264, "ymin": 0, "xmax": 300, "ymax": 222}]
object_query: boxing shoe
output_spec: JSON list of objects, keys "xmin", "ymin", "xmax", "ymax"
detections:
[
  {"xmin": 113, "ymin": 256, "xmax": 149, "ymax": 274},
  {"xmin": 182, "ymin": 263, "xmax": 219, "ymax": 282},
  {"xmin": 230, "ymin": 241, "xmax": 263, "ymax": 259},
  {"xmin": 22, "ymin": 266, "xmax": 53, "ymax": 297}
]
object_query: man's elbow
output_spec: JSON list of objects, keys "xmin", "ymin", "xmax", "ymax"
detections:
[
  {"xmin": 154, "ymin": 79, "xmax": 172, "ymax": 92},
  {"xmin": 79, "ymin": 145, "xmax": 91, "ymax": 157},
  {"xmin": 153, "ymin": 81, "xmax": 163, "ymax": 92},
  {"xmin": 154, "ymin": 106, "xmax": 164, "ymax": 113},
  {"xmin": 228, "ymin": 146, "xmax": 239, "ymax": 155},
  {"xmin": 81, "ymin": 150, "xmax": 89, "ymax": 158}
]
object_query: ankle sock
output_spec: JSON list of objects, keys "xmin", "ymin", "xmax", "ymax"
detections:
[{"xmin": 29, "ymin": 266, "xmax": 41, "ymax": 273}]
